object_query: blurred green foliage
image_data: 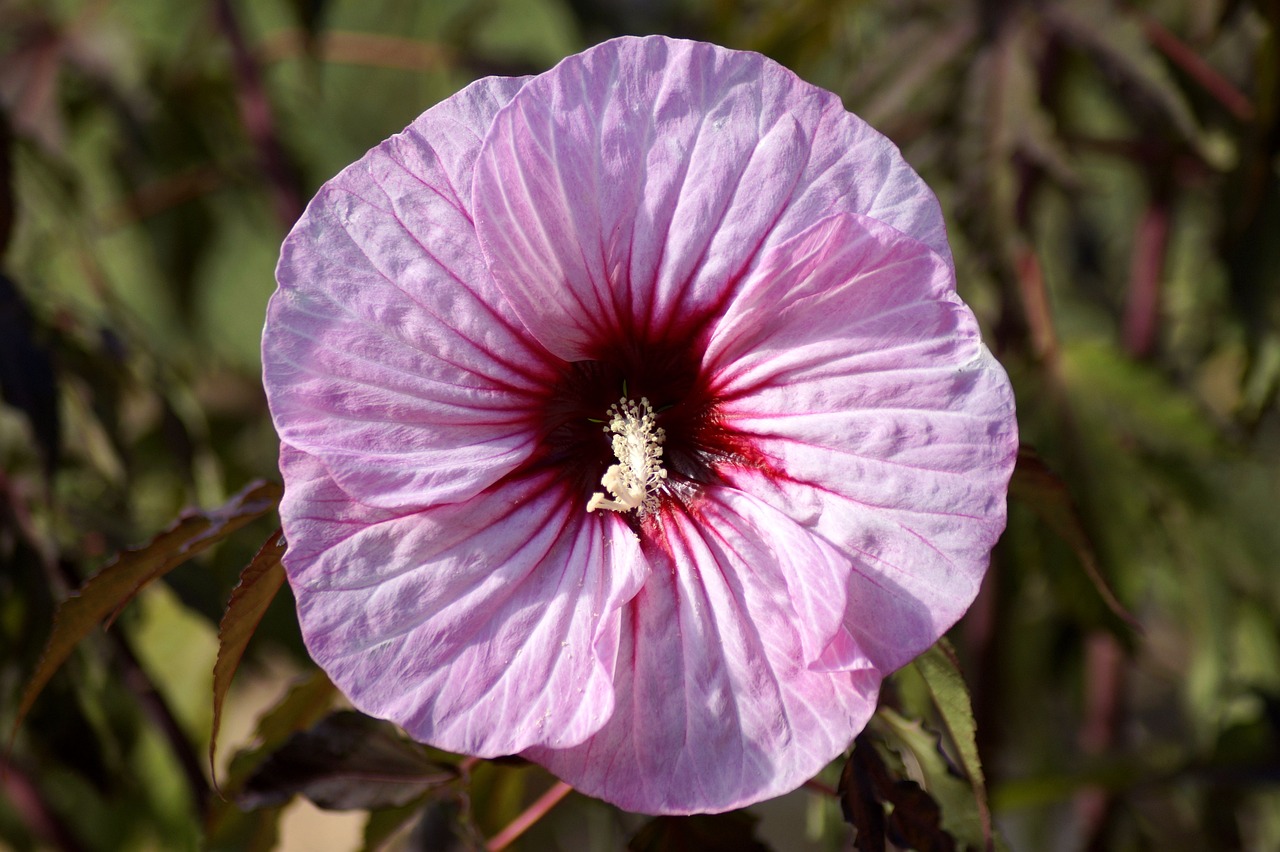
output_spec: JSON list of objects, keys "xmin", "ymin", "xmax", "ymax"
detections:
[{"xmin": 2, "ymin": 0, "xmax": 1279, "ymax": 849}]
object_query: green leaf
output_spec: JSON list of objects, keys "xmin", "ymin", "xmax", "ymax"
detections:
[
  {"xmin": 239, "ymin": 711, "xmax": 458, "ymax": 812},
  {"xmin": 628, "ymin": 812, "xmax": 773, "ymax": 852},
  {"xmin": 912, "ymin": 641, "xmax": 993, "ymax": 852},
  {"xmin": 10, "ymin": 479, "xmax": 282, "ymax": 743},
  {"xmin": 1062, "ymin": 343, "xmax": 1219, "ymax": 456},
  {"xmin": 210, "ymin": 526, "xmax": 287, "ymax": 790},
  {"xmin": 873, "ymin": 708, "xmax": 985, "ymax": 851},
  {"xmin": 204, "ymin": 804, "xmax": 285, "ymax": 852}
]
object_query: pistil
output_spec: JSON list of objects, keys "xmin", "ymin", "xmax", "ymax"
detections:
[{"xmin": 586, "ymin": 396, "xmax": 667, "ymax": 516}]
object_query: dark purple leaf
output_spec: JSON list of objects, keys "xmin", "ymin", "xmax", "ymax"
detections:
[
  {"xmin": 0, "ymin": 273, "xmax": 59, "ymax": 478},
  {"xmin": 839, "ymin": 743, "xmax": 887, "ymax": 852},
  {"xmin": 628, "ymin": 812, "xmax": 773, "ymax": 852},
  {"xmin": 365, "ymin": 798, "xmax": 482, "ymax": 852},
  {"xmin": 11, "ymin": 480, "xmax": 282, "ymax": 742},
  {"xmin": 206, "ymin": 673, "xmax": 337, "ymax": 846},
  {"xmin": 0, "ymin": 111, "xmax": 13, "ymax": 255},
  {"xmin": 240, "ymin": 711, "xmax": 458, "ymax": 811},
  {"xmin": 210, "ymin": 528, "xmax": 287, "ymax": 789},
  {"xmin": 884, "ymin": 780, "xmax": 955, "ymax": 852},
  {"xmin": 840, "ymin": 737, "xmax": 957, "ymax": 852}
]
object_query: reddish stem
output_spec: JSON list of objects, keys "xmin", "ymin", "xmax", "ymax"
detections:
[
  {"xmin": 1, "ymin": 758, "xmax": 87, "ymax": 851},
  {"xmin": 1122, "ymin": 197, "xmax": 1172, "ymax": 360},
  {"xmin": 1075, "ymin": 632, "xmax": 1126, "ymax": 848},
  {"xmin": 1138, "ymin": 13, "xmax": 1255, "ymax": 122},
  {"xmin": 1015, "ymin": 247, "xmax": 1060, "ymax": 367},
  {"xmin": 486, "ymin": 780, "xmax": 573, "ymax": 851},
  {"xmin": 802, "ymin": 776, "xmax": 838, "ymax": 797}
]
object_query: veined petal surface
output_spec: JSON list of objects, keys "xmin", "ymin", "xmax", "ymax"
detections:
[
  {"xmin": 473, "ymin": 36, "xmax": 951, "ymax": 361},
  {"xmin": 709, "ymin": 213, "xmax": 1017, "ymax": 671},
  {"xmin": 265, "ymin": 76, "xmax": 550, "ymax": 511},
  {"xmin": 279, "ymin": 445, "xmax": 648, "ymax": 756},
  {"xmin": 527, "ymin": 488, "xmax": 881, "ymax": 813}
]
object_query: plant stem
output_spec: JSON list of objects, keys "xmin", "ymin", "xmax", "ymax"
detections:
[{"xmin": 486, "ymin": 780, "xmax": 573, "ymax": 851}]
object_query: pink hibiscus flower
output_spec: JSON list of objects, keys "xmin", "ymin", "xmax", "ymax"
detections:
[{"xmin": 262, "ymin": 35, "xmax": 1017, "ymax": 814}]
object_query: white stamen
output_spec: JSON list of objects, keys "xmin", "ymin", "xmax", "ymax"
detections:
[{"xmin": 586, "ymin": 396, "xmax": 667, "ymax": 517}]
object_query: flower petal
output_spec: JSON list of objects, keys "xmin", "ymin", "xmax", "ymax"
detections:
[
  {"xmin": 279, "ymin": 445, "xmax": 648, "ymax": 756},
  {"xmin": 265, "ymin": 75, "xmax": 553, "ymax": 511},
  {"xmin": 473, "ymin": 35, "xmax": 949, "ymax": 361},
  {"xmin": 526, "ymin": 488, "xmax": 881, "ymax": 814},
  {"xmin": 710, "ymin": 213, "xmax": 1017, "ymax": 671}
]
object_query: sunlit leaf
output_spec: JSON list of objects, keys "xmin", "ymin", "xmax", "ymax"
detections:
[
  {"xmin": 239, "ymin": 711, "xmax": 458, "ymax": 812},
  {"xmin": 11, "ymin": 480, "xmax": 282, "ymax": 742},
  {"xmin": 912, "ymin": 641, "xmax": 993, "ymax": 851},
  {"xmin": 628, "ymin": 812, "xmax": 773, "ymax": 852},
  {"xmin": 874, "ymin": 706, "xmax": 984, "ymax": 850},
  {"xmin": 210, "ymin": 527, "xmax": 287, "ymax": 790}
]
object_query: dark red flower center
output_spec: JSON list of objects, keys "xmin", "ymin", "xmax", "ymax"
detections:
[{"xmin": 527, "ymin": 325, "xmax": 763, "ymax": 520}]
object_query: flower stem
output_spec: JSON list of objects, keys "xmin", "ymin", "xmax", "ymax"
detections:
[
  {"xmin": 486, "ymin": 780, "xmax": 573, "ymax": 851},
  {"xmin": 802, "ymin": 776, "xmax": 838, "ymax": 797}
]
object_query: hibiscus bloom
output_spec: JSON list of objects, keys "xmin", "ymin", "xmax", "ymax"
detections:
[{"xmin": 262, "ymin": 35, "xmax": 1017, "ymax": 814}]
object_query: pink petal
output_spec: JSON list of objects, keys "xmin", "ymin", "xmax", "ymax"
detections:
[
  {"xmin": 264, "ymin": 76, "xmax": 553, "ymax": 510},
  {"xmin": 526, "ymin": 489, "xmax": 882, "ymax": 814},
  {"xmin": 710, "ymin": 213, "xmax": 1017, "ymax": 671},
  {"xmin": 279, "ymin": 445, "xmax": 648, "ymax": 756},
  {"xmin": 472, "ymin": 35, "xmax": 949, "ymax": 361}
]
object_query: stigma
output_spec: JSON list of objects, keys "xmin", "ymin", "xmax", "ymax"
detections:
[{"xmin": 586, "ymin": 396, "xmax": 667, "ymax": 516}]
